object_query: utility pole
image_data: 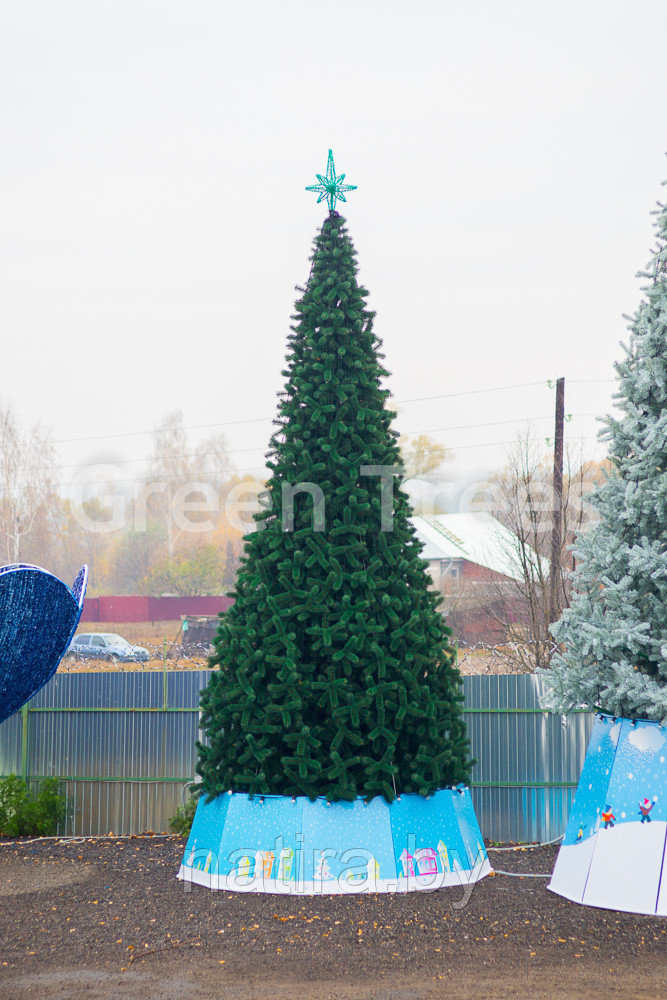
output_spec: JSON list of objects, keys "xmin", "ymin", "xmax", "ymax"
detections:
[{"xmin": 549, "ymin": 377, "xmax": 565, "ymax": 623}]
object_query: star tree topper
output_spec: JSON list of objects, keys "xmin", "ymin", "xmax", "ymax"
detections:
[{"xmin": 306, "ymin": 149, "xmax": 357, "ymax": 212}]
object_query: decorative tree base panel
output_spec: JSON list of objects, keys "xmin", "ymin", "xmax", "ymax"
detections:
[
  {"xmin": 549, "ymin": 714, "xmax": 667, "ymax": 916},
  {"xmin": 178, "ymin": 786, "xmax": 490, "ymax": 895}
]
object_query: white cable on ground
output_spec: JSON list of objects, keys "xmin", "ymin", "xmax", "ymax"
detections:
[
  {"xmin": 2, "ymin": 833, "xmax": 564, "ymax": 850},
  {"xmin": 492, "ymin": 869, "xmax": 552, "ymax": 878},
  {"xmin": 0, "ymin": 833, "xmax": 176, "ymax": 847},
  {"xmin": 487, "ymin": 833, "xmax": 564, "ymax": 852}
]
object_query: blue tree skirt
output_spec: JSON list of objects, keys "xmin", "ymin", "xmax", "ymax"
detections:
[
  {"xmin": 0, "ymin": 564, "xmax": 87, "ymax": 725},
  {"xmin": 549, "ymin": 714, "xmax": 667, "ymax": 916},
  {"xmin": 178, "ymin": 786, "xmax": 490, "ymax": 895}
]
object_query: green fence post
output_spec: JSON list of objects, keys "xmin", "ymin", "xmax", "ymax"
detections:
[
  {"xmin": 20, "ymin": 704, "xmax": 29, "ymax": 782},
  {"xmin": 163, "ymin": 639, "xmax": 168, "ymax": 710}
]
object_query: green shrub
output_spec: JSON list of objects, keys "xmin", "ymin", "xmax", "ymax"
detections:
[
  {"xmin": 168, "ymin": 793, "xmax": 198, "ymax": 836},
  {"xmin": 0, "ymin": 775, "xmax": 68, "ymax": 837}
]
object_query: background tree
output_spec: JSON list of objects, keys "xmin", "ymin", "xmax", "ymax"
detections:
[
  {"xmin": 107, "ymin": 526, "xmax": 165, "ymax": 594},
  {"xmin": 400, "ymin": 433, "xmax": 451, "ymax": 485},
  {"xmin": 197, "ymin": 211, "xmax": 471, "ymax": 803},
  {"xmin": 143, "ymin": 410, "xmax": 191, "ymax": 559},
  {"xmin": 143, "ymin": 542, "xmax": 223, "ymax": 596},
  {"xmin": 192, "ymin": 431, "xmax": 233, "ymax": 497},
  {"xmin": 138, "ymin": 409, "xmax": 234, "ymax": 559},
  {"xmin": 44, "ymin": 496, "xmax": 116, "ymax": 592},
  {"xmin": 542, "ymin": 188, "xmax": 667, "ymax": 722},
  {"xmin": 442, "ymin": 429, "xmax": 600, "ymax": 671},
  {"xmin": 0, "ymin": 398, "xmax": 242, "ymax": 594},
  {"xmin": 489, "ymin": 431, "xmax": 560, "ymax": 668},
  {"xmin": 0, "ymin": 402, "xmax": 56, "ymax": 564}
]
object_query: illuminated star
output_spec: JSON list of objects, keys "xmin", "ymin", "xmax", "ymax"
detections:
[{"xmin": 306, "ymin": 149, "xmax": 357, "ymax": 212}]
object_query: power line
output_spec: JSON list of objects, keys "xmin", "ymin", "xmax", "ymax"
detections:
[
  {"xmin": 41, "ymin": 412, "xmax": 603, "ymax": 472},
  {"xmin": 406, "ymin": 435, "xmax": 598, "ymax": 453},
  {"xmin": 396, "ymin": 380, "xmax": 546, "ymax": 405},
  {"xmin": 51, "ymin": 435, "xmax": 602, "ymax": 489},
  {"xmin": 52, "ymin": 378, "xmax": 614, "ymax": 447},
  {"xmin": 53, "ymin": 415, "xmax": 272, "ymax": 446},
  {"xmin": 400, "ymin": 413, "xmax": 601, "ymax": 437}
]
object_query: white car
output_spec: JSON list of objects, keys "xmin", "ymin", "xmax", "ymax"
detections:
[{"xmin": 67, "ymin": 632, "xmax": 151, "ymax": 663}]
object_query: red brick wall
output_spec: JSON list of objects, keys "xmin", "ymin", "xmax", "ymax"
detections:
[{"xmin": 459, "ymin": 560, "xmax": 511, "ymax": 582}]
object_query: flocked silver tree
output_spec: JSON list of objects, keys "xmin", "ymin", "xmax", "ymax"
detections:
[{"xmin": 541, "ymin": 181, "xmax": 667, "ymax": 723}]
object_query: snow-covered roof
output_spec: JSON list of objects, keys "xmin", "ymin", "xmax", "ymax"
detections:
[{"xmin": 410, "ymin": 512, "xmax": 531, "ymax": 583}]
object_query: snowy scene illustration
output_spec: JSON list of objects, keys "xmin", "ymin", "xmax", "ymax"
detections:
[
  {"xmin": 549, "ymin": 715, "xmax": 667, "ymax": 916},
  {"xmin": 558, "ymin": 716, "xmax": 664, "ymax": 846},
  {"xmin": 179, "ymin": 788, "xmax": 490, "ymax": 894}
]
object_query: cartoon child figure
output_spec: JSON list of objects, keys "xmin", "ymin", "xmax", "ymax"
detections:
[
  {"xmin": 601, "ymin": 805, "xmax": 615, "ymax": 829},
  {"xmin": 576, "ymin": 823, "xmax": 586, "ymax": 842},
  {"xmin": 638, "ymin": 798, "xmax": 654, "ymax": 824}
]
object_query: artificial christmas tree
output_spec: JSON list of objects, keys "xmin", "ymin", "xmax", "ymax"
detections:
[
  {"xmin": 544, "ymin": 179, "xmax": 667, "ymax": 915},
  {"xmin": 196, "ymin": 217, "xmax": 470, "ymax": 803},
  {"xmin": 179, "ymin": 152, "xmax": 488, "ymax": 894}
]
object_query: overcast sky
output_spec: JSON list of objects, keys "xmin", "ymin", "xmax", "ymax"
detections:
[{"xmin": 2, "ymin": 1, "xmax": 666, "ymax": 496}]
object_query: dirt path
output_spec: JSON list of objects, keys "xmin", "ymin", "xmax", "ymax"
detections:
[
  {"xmin": 4, "ymin": 962, "xmax": 665, "ymax": 1000},
  {"xmin": 1, "ymin": 837, "xmax": 664, "ymax": 1000}
]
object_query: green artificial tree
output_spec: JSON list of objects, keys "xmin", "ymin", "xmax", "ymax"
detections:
[
  {"xmin": 542, "ymin": 181, "xmax": 667, "ymax": 723},
  {"xmin": 197, "ymin": 162, "xmax": 471, "ymax": 802}
]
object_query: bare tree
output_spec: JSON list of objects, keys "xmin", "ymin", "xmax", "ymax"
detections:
[
  {"xmin": 142, "ymin": 410, "xmax": 190, "ymax": 558},
  {"xmin": 137, "ymin": 410, "xmax": 233, "ymax": 562},
  {"xmin": 0, "ymin": 402, "xmax": 56, "ymax": 564},
  {"xmin": 484, "ymin": 429, "xmax": 601, "ymax": 670},
  {"xmin": 193, "ymin": 432, "xmax": 232, "ymax": 494},
  {"xmin": 50, "ymin": 495, "xmax": 116, "ymax": 590}
]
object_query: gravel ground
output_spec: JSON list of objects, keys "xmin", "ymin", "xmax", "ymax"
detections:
[{"xmin": 0, "ymin": 836, "xmax": 664, "ymax": 999}]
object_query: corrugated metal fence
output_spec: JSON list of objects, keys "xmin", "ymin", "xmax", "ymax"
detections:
[{"xmin": 0, "ymin": 672, "xmax": 593, "ymax": 843}]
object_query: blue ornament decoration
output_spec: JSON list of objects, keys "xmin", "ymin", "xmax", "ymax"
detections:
[{"xmin": 0, "ymin": 564, "xmax": 88, "ymax": 725}]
